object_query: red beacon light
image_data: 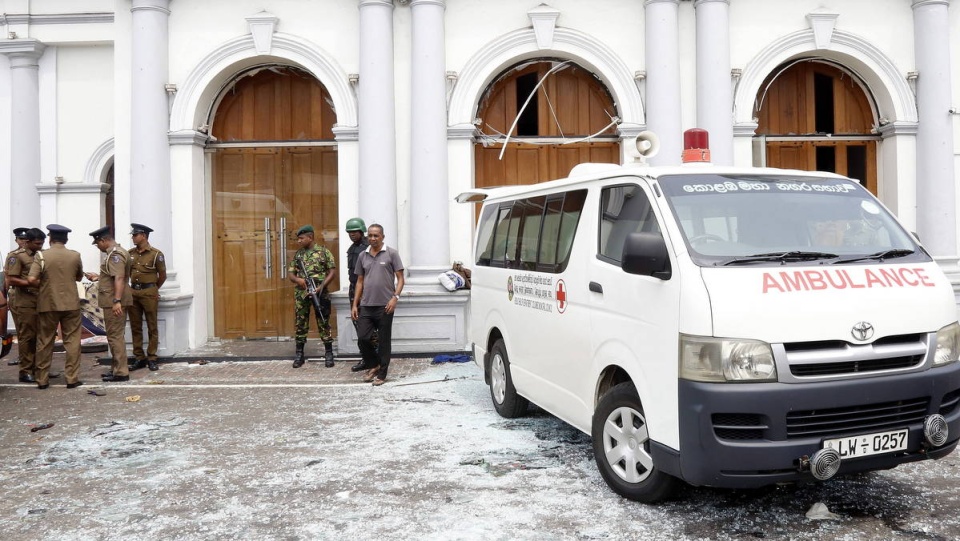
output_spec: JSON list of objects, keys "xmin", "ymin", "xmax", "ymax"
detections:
[{"xmin": 682, "ymin": 128, "xmax": 711, "ymax": 163}]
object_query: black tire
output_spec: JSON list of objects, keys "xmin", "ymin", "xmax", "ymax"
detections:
[
  {"xmin": 591, "ymin": 382, "xmax": 680, "ymax": 503},
  {"xmin": 488, "ymin": 339, "xmax": 528, "ymax": 418}
]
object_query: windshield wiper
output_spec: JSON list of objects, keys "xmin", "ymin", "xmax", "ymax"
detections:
[
  {"xmin": 834, "ymin": 249, "xmax": 915, "ymax": 264},
  {"xmin": 719, "ymin": 251, "xmax": 839, "ymax": 266}
]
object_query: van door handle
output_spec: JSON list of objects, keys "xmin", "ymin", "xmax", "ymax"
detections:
[{"xmin": 589, "ymin": 281, "xmax": 603, "ymax": 293}]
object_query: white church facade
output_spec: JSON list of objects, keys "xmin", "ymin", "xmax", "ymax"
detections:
[{"xmin": 1, "ymin": 0, "xmax": 958, "ymax": 355}]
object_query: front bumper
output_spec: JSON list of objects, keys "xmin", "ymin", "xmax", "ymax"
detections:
[{"xmin": 653, "ymin": 362, "xmax": 960, "ymax": 488}]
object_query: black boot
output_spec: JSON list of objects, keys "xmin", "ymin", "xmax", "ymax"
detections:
[
  {"xmin": 324, "ymin": 342, "xmax": 335, "ymax": 368},
  {"xmin": 293, "ymin": 341, "xmax": 305, "ymax": 368}
]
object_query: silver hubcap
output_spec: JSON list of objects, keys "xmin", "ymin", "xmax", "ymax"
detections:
[
  {"xmin": 491, "ymin": 353, "xmax": 507, "ymax": 404},
  {"xmin": 602, "ymin": 406, "xmax": 653, "ymax": 483}
]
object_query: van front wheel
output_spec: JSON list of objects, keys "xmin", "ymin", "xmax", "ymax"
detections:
[
  {"xmin": 592, "ymin": 382, "xmax": 679, "ymax": 503},
  {"xmin": 489, "ymin": 339, "xmax": 528, "ymax": 418}
]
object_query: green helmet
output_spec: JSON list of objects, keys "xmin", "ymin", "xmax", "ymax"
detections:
[{"xmin": 345, "ymin": 217, "xmax": 366, "ymax": 233}]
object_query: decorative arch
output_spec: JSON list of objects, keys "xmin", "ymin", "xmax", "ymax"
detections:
[
  {"xmin": 83, "ymin": 138, "xmax": 114, "ymax": 185},
  {"xmin": 449, "ymin": 27, "xmax": 644, "ymax": 131},
  {"xmin": 170, "ymin": 32, "xmax": 356, "ymax": 134},
  {"xmin": 734, "ymin": 29, "xmax": 916, "ymax": 126}
]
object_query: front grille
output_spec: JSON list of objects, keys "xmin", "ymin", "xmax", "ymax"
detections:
[
  {"xmin": 783, "ymin": 333, "xmax": 929, "ymax": 379},
  {"xmin": 712, "ymin": 413, "xmax": 767, "ymax": 440},
  {"xmin": 790, "ymin": 355, "xmax": 923, "ymax": 376},
  {"xmin": 786, "ymin": 397, "xmax": 929, "ymax": 439}
]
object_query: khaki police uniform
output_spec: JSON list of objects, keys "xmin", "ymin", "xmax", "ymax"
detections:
[
  {"xmin": 4, "ymin": 247, "xmax": 22, "ymax": 311},
  {"xmin": 97, "ymin": 245, "xmax": 133, "ymax": 377},
  {"xmin": 4, "ymin": 247, "xmax": 24, "ymax": 365},
  {"xmin": 128, "ymin": 242, "xmax": 165, "ymax": 362},
  {"xmin": 29, "ymin": 244, "xmax": 84, "ymax": 386},
  {"xmin": 7, "ymin": 247, "xmax": 40, "ymax": 378}
]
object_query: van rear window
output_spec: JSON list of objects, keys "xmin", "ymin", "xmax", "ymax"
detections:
[{"xmin": 475, "ymin": 189, "xmax": 586, "ymax": 272}]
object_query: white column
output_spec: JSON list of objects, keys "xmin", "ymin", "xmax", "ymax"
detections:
[
  {"xmin": 0, "ymin": 39, "xmax": 45, "ymax": 229},
  {"xmin": 912, "ymin": 0, "xmax": 958, "ymax": 258},
  {"xmin": 358, "ymin": 0, "xmax": 398, "ymax": 239},
  {"xmin": 644, "ymin": 0, "xmax": 682, "ymax": 165},
  {"xmin": 695, "ymin": 0, "xmax": 733, "ymax": 165},
  {"xmin": 408, "ymin": 0, "xmax": 449, "ymax": 281},
  {"xmin": 130, "ymin": 0, "xmax": 177, "ymax": 288}
]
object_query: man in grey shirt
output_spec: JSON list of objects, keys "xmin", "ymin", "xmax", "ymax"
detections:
[{"xmin": 350, "ymin": 224, "xmax": 404, "ymax": 386}]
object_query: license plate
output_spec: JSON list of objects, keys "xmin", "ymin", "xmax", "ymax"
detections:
[{"xmin": 822, "ymin": 428, "xmax": 909, "ymax": 459}]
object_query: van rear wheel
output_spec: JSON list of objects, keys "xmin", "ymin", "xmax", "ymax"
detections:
[
  {"xmin": 489, "ymin": 339, "xmax": 528, "ymax": 418},
  {"xmin": 591, "ymin": 382, "xmax": 679, "ymax": 503}
]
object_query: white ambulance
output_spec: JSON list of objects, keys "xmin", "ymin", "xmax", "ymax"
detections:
[{"xmin": 457, "ymin": 132, "xmax": 960, "ymax": 503}]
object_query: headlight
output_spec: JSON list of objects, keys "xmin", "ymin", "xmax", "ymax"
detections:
[
  {"xmin": 680, "ymin": 335, "xmax": 777, "ymax": 382},
  {"xmin": 934, "ymin": 322, "xmax": 960, "ymax": 366}
]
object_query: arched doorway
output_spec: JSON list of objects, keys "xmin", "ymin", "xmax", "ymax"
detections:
[
  {"xmin": 210, "ymin": 66, "xmax": 339, "ymax": 339},
  {"xmin": 474, "ymin": 59, "xmax": 621, "ymax": 188},
  {"xmin": 755, "ymin": 60, "xmax": 879, "ymax": 193}
]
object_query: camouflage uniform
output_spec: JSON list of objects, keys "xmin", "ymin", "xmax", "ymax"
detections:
[{"xmin": 288, "ymin": 244, "xmax": 336, "ymax": 343}]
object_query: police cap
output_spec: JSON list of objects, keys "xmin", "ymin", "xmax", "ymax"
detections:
[
  {"xmin": 13, "ymin": 227, "xmax": 29, "ymax": 239},
  {"xmin": 47, "ymin": 224, "xmax": 71, "ymax": 242},
  {"xmin": 296, "ymin": 225, "xmax": 314, "ymax": 236},
  {"xmin": 89, "ymin": 226, "xmax": 112, "ymax": 244},
  {"xmin": 27, "ymin": 228, "xmax": 46, "ymax": 241},
  {"xmin": 131, "ymin": 223, "xmax": 154, "ymax": 235}
]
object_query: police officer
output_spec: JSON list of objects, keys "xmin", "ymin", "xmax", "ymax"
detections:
[
  {"xmin": 128, "ymin": 223, "xmax": 166, "ymax": 371},
  {"xmin": 27, "ymin": 224, "xmax": 85, "ymax": 389},
  {"xmin": 287, "ymin": 225, "xmax": 337, "ymax": 368},
  {"xmin": 5, "ymin": 228, "xmax": 45, "ymax": 383},
  {"xmin": 87, "ymin": 226, "xmax": 133, "ymax": 383},
  {"xmin": 3, "ymin": 227, "xmax": 29, "ymax": 366}
]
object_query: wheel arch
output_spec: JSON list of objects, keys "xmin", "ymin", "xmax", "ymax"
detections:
[{"xmin": 484, "ymin": 327, "xmax": 504, "ymax": 385}]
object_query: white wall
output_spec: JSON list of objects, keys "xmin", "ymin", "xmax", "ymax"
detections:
[
  {"xmin": 0, "ymin": 53, "xmax": 11, "ymax": 254},
  {"xmin": 57, "ymin": 45, "xmax": 113, "ymax": 184}
]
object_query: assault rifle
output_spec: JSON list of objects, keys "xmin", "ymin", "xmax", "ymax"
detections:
[{"xmin": 296, "ymin": 256, "xmax": 327, "ymax": 324}]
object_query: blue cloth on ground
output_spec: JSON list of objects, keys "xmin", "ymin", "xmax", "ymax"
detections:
[{"xmin": 431, "ymin": 354, "xmax": 472, "ymax": 364}]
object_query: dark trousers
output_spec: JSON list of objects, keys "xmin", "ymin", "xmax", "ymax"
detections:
[{"xmin": 357, "ymin": 305, "xmax": 393, "ymax": 379}]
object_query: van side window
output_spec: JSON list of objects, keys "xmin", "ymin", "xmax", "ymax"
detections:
[
  {"xmin": 485, "ymin": 205, "xmax": 514, "ymax": 267},
  {"xmin": 475, "ymin": 204, "xmax": 499, "ymax": 265},
  {"xmin": 599, "ymin": 184, "xmax": 661, "ymax": 263},
  {"xmin": 474, "ymin": 189, "xmax": 586, "ymax": 273},
  {"xmin": 518, "ymin": 197, "xmax": 546, "ymax": 270},
  {"xmin": 537, "ymin": 197, "xmax": 564, "ymax": 270},
  {"xmin": 555, "ymin": 190, "xmax": 586, "ymax": 272}
]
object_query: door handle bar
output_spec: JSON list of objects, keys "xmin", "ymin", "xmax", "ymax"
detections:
[
  {"xmin": 264, "ymin": 217, "xmax": 272, "ymax": 279},
  {"xmin": 279, "ymin": 216, "xmax": 287, "ymax": 276}
]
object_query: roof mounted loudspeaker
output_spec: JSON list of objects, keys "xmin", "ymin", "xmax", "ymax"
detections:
[{"xmin": 633, "ymin": 131, "xmax": 660, "ymax": 164}]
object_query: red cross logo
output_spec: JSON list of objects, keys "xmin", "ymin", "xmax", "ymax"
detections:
[{"xmin": 556, "ymin": 279, "xmax": 567, "ymax": 314}]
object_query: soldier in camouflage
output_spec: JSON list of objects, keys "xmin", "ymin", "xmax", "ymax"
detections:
[{"xmin": 287, "ymin": 225, "xmax": 337, "ymax": 368}]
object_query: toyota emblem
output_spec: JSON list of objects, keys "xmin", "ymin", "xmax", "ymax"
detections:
[{"xmin": 851, "ymin": 321, "xmax": 875, "ymax": 341}]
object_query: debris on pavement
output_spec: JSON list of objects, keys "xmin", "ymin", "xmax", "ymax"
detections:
[
  {"xmin": 87, "ymin": 390, "xmax": 106, "ymax": 397},
  {"xmin": 124, "ymin": 395, "xmax": 141, "ymax": 402},
  {"xmin": 392, "ymin": 375, "xmax": 469, "ymax": 387},
  {"xmin": 805, "ymin": 502, "xmax": 841, "ymax": 520},
  {"xmin": 30, "ymin": 423, "xmax": 54, "ymax": 433}
]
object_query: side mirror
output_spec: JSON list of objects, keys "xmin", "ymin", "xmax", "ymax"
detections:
[{"xmin": 622, "ymin": 232, "xmax": 672, "ymax": 280}]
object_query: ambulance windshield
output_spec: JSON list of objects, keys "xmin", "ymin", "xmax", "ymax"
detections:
[{"xmin": 658, "ymin": 174, "xmax": 927, "ymax": 267}]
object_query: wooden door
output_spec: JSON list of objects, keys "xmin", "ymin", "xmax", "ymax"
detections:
[
  {"xmin": 212, "ymin": 147, "xmax": 339, "ymax": 339},
  {"xmin": 756, "ymin": 61, "xmax": 879, "ymax": 193},
  {"xmin": 475, "ymin": 60, "xmax": 620, "ymax": 189},
  {"xmin": 765, "ymin": 140, "xmax": 877, "ymax": 193}
]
